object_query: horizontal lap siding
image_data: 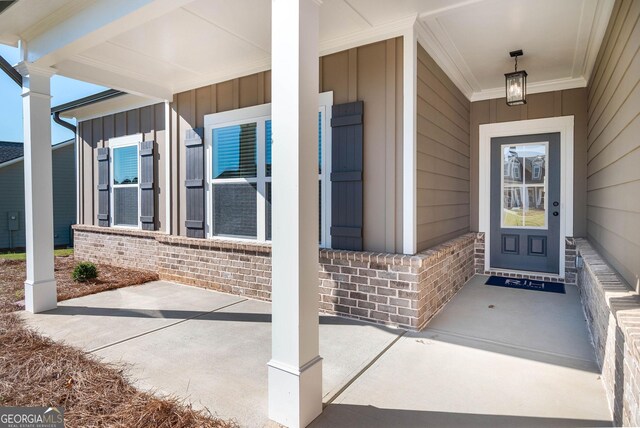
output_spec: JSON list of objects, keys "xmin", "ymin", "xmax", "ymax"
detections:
[
  {"xmin": 78, "ymin": 104, "xmax": 166, "ymax": 229},
  {"xmin": 0, "ymin": 144, "xmax": 75, "ymax": 249},
  {"xmin": 586, "ymin": 0, "xmax": 640, "ymax": 288},
  {"xmin": 416, "ymin": 44, "xmax": 470, "ymax": 251},
  {"xmin": 0, "ymin": 163, "xmax": 25, "ymax": 248},
  {"xmin": 52, "ymin": 144, "xmax": 76, "ymax": 246}
]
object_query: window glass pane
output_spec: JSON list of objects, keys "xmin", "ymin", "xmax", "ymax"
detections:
[
  {"xmin": 114, "ymin": 187, "xmax": 138, "ymax": 226},
  {"xmin": 266, "ymin": 182, "xmax": 272, "ymax": 240},
  {"xmin": 502, "ymin": 144, "xmax": 547, "ymax": 228},
  {"xmin": 266, "ymin": 120, "xmax": 272, "ymax": 177},
  {"xmin": 318, "ymin": 180, "xmax": 322, "ymax": 243},
  {"xmin": 265, "ymin": 113, "xmax": 323, "ymax": 177},
  {"xmin": 318, "ymin": 111, "xmax": 322, "ymax": 174},
  {"xmin": 525, "ymin": 146, "xmax": 546, "ymax": 184},
  {"xmin": 213, "ymin": 123, "xmax": 257, "ymax": 179},
  {"xmin": 525, "ymin": 187, "xmax": 545, "ymax": 226},
  {"xmin": 113, "ymin": 145, "xmax": 138, "ymax": 184},
  {"xmin": 213, "ymin": 183, "xmax": 257, "ymax": 238},
  {"xmin": 503, "ymin": 187, "xmax": 524, "ymax": 227}
]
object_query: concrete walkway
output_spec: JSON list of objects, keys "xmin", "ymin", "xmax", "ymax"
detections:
[
  {"xmin": 21, "ymin": 276, "xmax": 612, "ymax": 427},
  {"xmin": 312, "ymin": 275, "xmax": 612, "ymax": 427}
]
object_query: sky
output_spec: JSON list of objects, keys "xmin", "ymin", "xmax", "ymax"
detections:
[{"xmin": 0, "ymin": 44, "xmax": 107, "ymax": 145}]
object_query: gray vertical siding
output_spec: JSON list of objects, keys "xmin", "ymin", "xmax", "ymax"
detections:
[
  {"xmin": 77, "ymin": 104, "xmax": 166, "ymax": 230},
  {"xmin": 416, "ymin": 44, "xmax": 471, "ymax": 251},
  {"xmin": 173, "ymin": 38, "xmax": 403, "ymax": 253},
  {"xmin": 0, "ymin": 142, "xmax": 76, "ymax": 249},
  {"xmin": 586, "ymin": 0, "xmax": 640, "ymax": 288},
  {"xmin": 73, "ymin": 37, "xmax": 403, "ymax": 253}
]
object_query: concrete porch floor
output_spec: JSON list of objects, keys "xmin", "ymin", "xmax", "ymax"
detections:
[{"xmin": 20, "ymin": 275, "xmax": 612, "ymax": 427}]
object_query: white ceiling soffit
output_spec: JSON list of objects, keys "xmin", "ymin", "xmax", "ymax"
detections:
[
  {"xmin": 416, "ymin": 0, "xmax": 615, "ymax": 101},
  {"xmin": 0, "ymin": 0, "xmax": 614, "ymax": 102}
]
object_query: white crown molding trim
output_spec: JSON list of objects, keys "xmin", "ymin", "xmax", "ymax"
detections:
[
  {"xmin": 418, "ymin": 0, "xmax": 488, "ymax": 19},
  {"xmin": 413, "ymin": 0, "xmax": 614, "ymax": 102},
  {"xmin": 415, "ymin": 19, "xmax": 474, "ymax": 99},
  {"xmin": 571, "ymin": 0, "xmax": 597, "ymax": 78},
  {"xmin": 318, "ymin": 15, "xmax": 415, "ymax": 57},
  {"xmin": 582, "ymin": 0, "xmax": 615, "ymax": 83},
  {"xmin": 470, "ymin": 76, "xmax": 588, "ymax": 102}
]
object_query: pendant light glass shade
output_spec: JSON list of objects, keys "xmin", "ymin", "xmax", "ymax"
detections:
[
  {"xmin": 505, "ymin": 50, "xmax": 527, "ymax": 106},
  {"xmin": 505, "ymin": 70, "xmax": 527, "ymax": 105}
]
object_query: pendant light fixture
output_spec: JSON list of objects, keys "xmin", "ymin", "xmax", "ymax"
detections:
[{"xmin": 505, "ymin": 50, "xmax": 527, "ymax": 106}]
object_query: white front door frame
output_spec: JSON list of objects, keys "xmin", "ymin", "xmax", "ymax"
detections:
[{"xmin": 478, "ymin": 116, "xmax": 574, "ymax": 278}]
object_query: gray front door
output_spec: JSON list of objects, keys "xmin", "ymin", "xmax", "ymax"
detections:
[{"xmin": 490, "ymin": 133, "xmax": 561, "ymax": 274}]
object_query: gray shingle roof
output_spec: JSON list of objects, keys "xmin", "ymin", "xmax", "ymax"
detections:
[
  {"xmin": 0, "ymin": 142, "xmax": 24, "ymax": 164},
  {"xmin": 0, "ymin": 140, "xmax": 75, "ymax": 165}
]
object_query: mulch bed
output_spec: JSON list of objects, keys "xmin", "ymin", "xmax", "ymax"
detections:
[
  {"xmin": 0, "ymin": 255, "xmax": 238, "ymax": 428},
  {"xmin": 0, "ymin": 255, "xmax": 159, "ymax": 313}
]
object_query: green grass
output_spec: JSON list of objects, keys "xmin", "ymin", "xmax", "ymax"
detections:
[
  {"xmin": 503, "ymin": 209, "xmax": 546, "ymax": 227},
  {"xmin": 0, "ymin": 248, "xmax": 74, "ymax": 261}
]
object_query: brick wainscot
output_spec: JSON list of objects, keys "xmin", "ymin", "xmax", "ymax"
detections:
[{"xmin": 73, "ymin": 225, "xmax": 475, "ymax": 330}]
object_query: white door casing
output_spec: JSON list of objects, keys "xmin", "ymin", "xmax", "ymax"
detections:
[{"xmin": 478, "ymin": 116, "xmax": 574, "ymax": 278}]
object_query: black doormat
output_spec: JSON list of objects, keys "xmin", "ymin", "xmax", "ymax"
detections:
[{"xmin": 485, "ymin": 276, "xmax": 565, "ymax": 294}]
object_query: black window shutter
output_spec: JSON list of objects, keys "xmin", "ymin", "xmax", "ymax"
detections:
[
  {"xmin": 139, "ymin": 140, "xmax": 154, "ymax": 230},
  {"xmin": 96, "ymin": 147, "xmax": 110, "ymax": 227},
  {"xmin": 185, "ymin": 128, "xmax": 205, "ymax": 238},
  {"xmin": 330, "ymin": 101, "xmax": 363, "ymax": 251}
]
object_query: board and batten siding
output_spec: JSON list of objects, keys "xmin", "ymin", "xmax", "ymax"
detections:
[
  {"xmin": 416, "ymin": 44, "xmax": 471, "ymax": 251},
  {"xmin": 586, "ymin": 0, "xmax": 640, "ymax": 289},
  {"xmin": 0, "ymin": 142, "xmax": 76, "ymax": 249},
  {"xmin": 170, "ymin": 38, "xmax": 403, "ymax": 253},
  {"xmin": 77, "ymin": 104, "xmax": 167, "ymax": 230},
  {"xmin": 470, "ymin": 89, "xmax": 589, "ymax": 238}
]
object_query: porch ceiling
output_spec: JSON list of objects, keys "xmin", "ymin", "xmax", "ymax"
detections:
[{"xmin": 0, "ymin": 0, "xmax": 614, "ymax": 101}]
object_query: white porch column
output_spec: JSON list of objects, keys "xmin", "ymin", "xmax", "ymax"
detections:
[
  {"xmin": 268, "ymin": 0, "xmax": 322, "ymax": 427},
  {"xmin": 17, "ymin": 62, "xmax": 57, "ymax": 313}
]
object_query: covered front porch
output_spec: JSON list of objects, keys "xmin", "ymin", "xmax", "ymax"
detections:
[{"xmin": 21, "ymin": 275, "xmax": 612, "ymax": 427}]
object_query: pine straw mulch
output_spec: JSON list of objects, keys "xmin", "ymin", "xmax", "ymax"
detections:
[
  {"xmin": 0, "ymin": 255, "xmax": 239, "ymax": 428},
  {"xmin": 0, "ymin": 255, "xmax": 160, "ymax": 313}
]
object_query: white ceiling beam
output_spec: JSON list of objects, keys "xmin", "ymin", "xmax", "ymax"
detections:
[
  {"xmin": 54, "ymin": 59, "xmax": 172, "ymax": 100},
  {"xmin": 26, "ymin": 0, "xmax": 195, "ymax": 67}
]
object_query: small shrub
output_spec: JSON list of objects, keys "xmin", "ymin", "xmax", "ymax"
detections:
[{"xmin": 72, "ymin": 262, "xmax": 98, "ymax": 282}]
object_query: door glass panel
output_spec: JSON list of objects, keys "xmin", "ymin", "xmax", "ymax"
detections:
[{"xmin": 501, "ymin": 143, "xmax": 547, "ymax": 228}]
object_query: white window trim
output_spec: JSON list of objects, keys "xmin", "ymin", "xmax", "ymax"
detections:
[
  {"xmin": 203, "ymin": 92, "xmax": 333, "ymax": 247},
  {"xmin": 109, "ymin": 133, "xmax": 142, "ymax": 229},
  {"xmin": 479, "ymin": 116, "xmax": 574, "ymax": 278}
]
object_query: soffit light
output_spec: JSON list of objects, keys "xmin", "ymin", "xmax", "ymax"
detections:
[{"xmin": 505, "ymin": 49, "xmax": 527, "ymax": 106}]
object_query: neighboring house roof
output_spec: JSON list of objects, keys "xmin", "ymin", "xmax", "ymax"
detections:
[
  {"xmin": 0, "ymin": 141, "xmax": 24, "ymax": 164},
  {"xmin": 0, "ymin": 139, "xmax": 74, "ymax": 168}
]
